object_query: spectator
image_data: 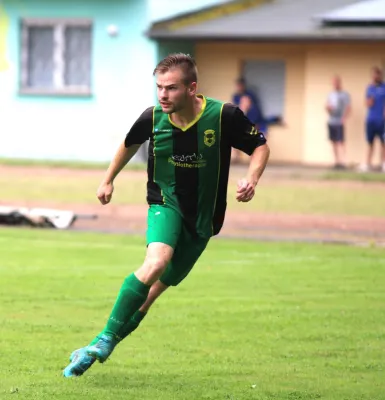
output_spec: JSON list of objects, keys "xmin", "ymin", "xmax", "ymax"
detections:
[
  {"xmin": 232, "ymin": 77, "xmax": 282, "ymax": 163},
  {"xmin": 359, "ymin": 67, "xmax": 385, "ymax": 172},
  {"xmin": 325, "ymin": 75, "xmax": 351, "ymax": 169}
]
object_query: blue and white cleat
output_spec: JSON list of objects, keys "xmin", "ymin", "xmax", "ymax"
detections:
[
  {"xmin": 86, "ymin": 334, "xmax": 118, "ymax": 363},
  {"xmin": 63, "ymin": 347, "xmax": 96, "ymax": 377}
]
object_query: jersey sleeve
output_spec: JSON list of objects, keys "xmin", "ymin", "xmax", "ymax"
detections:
[
  {"xmin": 124, "ymin": 106, "xmax": 154, "ymax": 147},
  {"xmin": 222, "ymin": 103, "xmax": 267, "ymax": 155}
]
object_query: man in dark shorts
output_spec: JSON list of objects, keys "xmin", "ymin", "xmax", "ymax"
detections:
[
  {"xmin": 359, "ymin": 67, "xmax": 385, "ymax": 172},
  {"xmin": 63, "ymin": 53, "xmax": 270, "ymax": 377},
  {"xmin": 326, "ymin": 75, "xmax": 351, "ymax": 169}
]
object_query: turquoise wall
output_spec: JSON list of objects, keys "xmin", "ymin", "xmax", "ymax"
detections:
[
  {"xmin": 156, "ymin": 40, "xmax": 195, "ymax": 63},
  {"xmin": 0, "ymin": 0, "xmax": 157, "ymax": 160}
]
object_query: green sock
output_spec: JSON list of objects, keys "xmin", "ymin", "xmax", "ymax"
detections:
[
  {"xmin": 89, "ymin": 311, "xmax": 147, "ymax": 347},
  {"xmin": 90, "ymin": 273, "xmax": 149, "ymax": 342},
  {"xmin": 120, "ymin": 310, "xmax": 147, "ymax": 340}
]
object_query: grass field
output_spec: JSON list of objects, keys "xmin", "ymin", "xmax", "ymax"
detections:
[
  {"xmin": 2, "ymin": 158, "xmax": 385, "ymax": 183},
  {"xmin": 1, "ymin": 228, "xmax": 384, "ymax": 399},
  {"xmin": 2, "ymin": 167, "xmax": 385, "ymax": 217}
]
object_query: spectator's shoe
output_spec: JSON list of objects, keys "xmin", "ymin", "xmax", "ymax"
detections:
[
  {"xmin": 334, "ymin": 163, "xmax": 346, "ymax": 170},
  {"xmin": 357, "ymin": 163, "xmax": 369, "ymax": 173},
  {"xmin": 63, "ymin": 347, "xmax": 96, "ymax": 377},
  {"xmin": 86, "ymin": 334, "xmax": 118, "ymax": 363}
]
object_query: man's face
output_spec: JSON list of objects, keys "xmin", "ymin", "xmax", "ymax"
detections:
[
  {"xmin": 235, "ymin": 81, "xmax": 245, "ymax": 94},
  {"xmin": 333, "ymin": 76, "xmax": 341, "ymax": 90},
  {"xmin": 373, "ymin": 69, "xmax": 383, "ymax": 84},
  {"xmin": 156, "ymin": 68, "xmax": 196, "ymax": 114}
]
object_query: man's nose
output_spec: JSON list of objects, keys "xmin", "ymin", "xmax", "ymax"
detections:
[{"xmin": 159, "ymin": 88, "xmax": 168, "ymax": 98}]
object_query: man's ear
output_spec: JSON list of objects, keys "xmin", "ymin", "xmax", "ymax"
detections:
[{"xmin": 188, "ymin": 82, "xmax": 197, "ymax": 96}]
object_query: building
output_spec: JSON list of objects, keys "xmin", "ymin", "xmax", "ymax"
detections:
[
  {"xmin": 0, "ymin": 0, "xmax": 223, "ymax": 162},
  {"xmin": 149, "ymin": 0, "xmax": 385, "ymax": 166}
]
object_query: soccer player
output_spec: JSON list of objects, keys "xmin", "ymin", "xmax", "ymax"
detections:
[{"xmin": 63, "ymin": 53, "xmax": 270, "ymax": 377}]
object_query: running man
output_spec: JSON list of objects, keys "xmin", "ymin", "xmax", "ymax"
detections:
[{"xmin": 63, "ymin": 53, "xmax": 270, "ymax": 377}]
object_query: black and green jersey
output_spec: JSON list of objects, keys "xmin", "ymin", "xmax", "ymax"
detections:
[{"xmin": 125, "ymin": 95, "xmax": 266, "ymax": 238}]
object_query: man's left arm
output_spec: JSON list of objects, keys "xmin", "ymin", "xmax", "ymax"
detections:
[
  {"xmin": 342, "ymin": 93, "xmax": 351, "ymax": 124},
  {"xmin": 224, "ymin": 103, "xmax": 270, "ymax": 202},
  {"xmin": 236, "ymin": 143, "xmax": 270, "ymax": 203}
]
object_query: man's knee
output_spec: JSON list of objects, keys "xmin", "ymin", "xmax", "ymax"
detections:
[
  {"xmin": 136, "ymin": 257, "xmax": 168, "ymax": 285},
  {"xmin": 140, "ymin": 281, "xmax": 169, "ymax": 312}
]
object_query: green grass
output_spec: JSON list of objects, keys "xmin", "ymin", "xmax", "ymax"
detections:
[
  {"xmin": 2, "ymin": 157, "xmax": 385, "ymax": 183},
  {"xmin": 1, "ymin": 228, "xmax": 384, "ymax": 399},
  {"xmin": 322, "ymin": 171, "xmax": 385, "ymax": 183},
  {"xmin": 0, "ymin": 158, "xmax": 146, "ymax": 171},
  {"xmin": 2, "ymin": 169, "xmax": 385, "ymax": 217}
]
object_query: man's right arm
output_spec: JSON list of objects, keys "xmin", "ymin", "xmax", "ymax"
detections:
[
  {"xmin": 366, "ymin": 86, "xmax": 374, "ymax": 108},
  {"xmin": 100, "ymin": 142, "xmax": 141, "ymax": 185},
  {"xmin": 97, "ymin": 106, "xmax": 154, "ymax": 205},
  {"xmin": 239, "ymin": 94, "xmax": 252, "ymax": 115}
]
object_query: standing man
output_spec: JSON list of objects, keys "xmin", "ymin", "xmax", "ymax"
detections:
[
  {"xmin": 325, "ymin": 75, "xmax": 351, "ymax": 169},
  {"xmin": 63, "ymin": 53, "xmax": 270, "ymax": 378},
  {"xmin": 232, "ymin": 77, "xmax": 282, "ymax": 163},
  {"xmin": 360, "ymin": 67, "xmax": 385, "ymax": 172},
  {"xmin": 231, "ymin": 77, "xmax": 264, "ymax": 163}
]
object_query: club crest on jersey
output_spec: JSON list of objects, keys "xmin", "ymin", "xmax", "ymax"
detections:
[{"xmin": 204, "ymin": 129, "xmax": 215, "ymax": 147}]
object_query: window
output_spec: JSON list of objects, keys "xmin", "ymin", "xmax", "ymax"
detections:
[
  {"xmin": 242, "ymin": 60, "xmax": 286, "ymax": 117},
  {"xmin": 20, "ymin": 19, "xmax": 92, "ymax": 95}
]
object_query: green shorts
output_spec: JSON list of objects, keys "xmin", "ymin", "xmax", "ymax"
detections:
[{"xmin": 146, "ymin": 204, "xmax": 209, "ymax": 286}]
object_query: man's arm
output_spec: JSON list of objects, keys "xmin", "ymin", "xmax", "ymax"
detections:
[
  {"xmin": 222, "ymin": 103, "xmax": 270, "ymax": 202},
  {"xmin": 237, "ymin": 143, "xmax": 270, "ymax": 202},
  {"xmin": 366, "ymin": 86, "xmax": 374, "ymax": 108},
  {"xmin": 325, "ymin": 93, "xmax": 333, "ymax": 114},
  {"xmin": 97, "ymin": 106, "xmax": 153, "ymax": 205},
  {"xmin": 343, "ymin": 104, "xmax": 351, "ymax": 123},
  {"xmin": 239, "ymin": 94, "xmax": 252, "ymax": 115},
  {"xmin": 103, "ymin": 142, "xmax": 140, "ymax": 184},
  {"xmin": 342, "ymin": 94, "xmax": 352, "ymax": 124},
  {"xmin": 97, "ymin": 143, "xmax": 140, "ymax": 205}
]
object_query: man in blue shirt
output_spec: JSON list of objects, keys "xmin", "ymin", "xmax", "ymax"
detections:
[
  {"xmin": 360, "ymin": 67, "xmax": 385, "ymax": 172},
  {"xmin": 232, "ymin": 78, "xmax": 281, "ymax": 163}
]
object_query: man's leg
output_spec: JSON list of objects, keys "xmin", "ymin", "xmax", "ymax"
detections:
[
  {"xmin": 63, "ymin": 205, "xmax": 181, "ymax": 377},
  {"xmin": 329, "ymin": 124, "xmax": 345, "ymax": 168},
  {"xmin": 328, "ymin": 125, "xmax": 338, "ymax": 167},
  {"xmin": 381, "ymin": 143, "xmax": 385, "ymax": 172},
  {"xmin": 336, "ymin": 142, "xmax": 346, "ymax": 168},
  {"xmin": 360, "ymin": 122, "xmax": 375, "ymax": 171},
  {"xmin": 96, "ymin": 228, "xmax": 209, "ymax": 365},
  {"xmin": 86, "ymin": 242, "xmax": 173, "ymax": 362},
  {"xmin": 119, "ymin": 280, "xmax": 169, "ymax": 340},
  {"xmin": 379, "ymin": 129, "xmax": 385, "ymax": 172},
  {"xmin": 63, "ymin": 244, "xmax": 173, "ymax": 377},
  {"xmin": 331, "ymin": 142, "xmax": 339, "ymax": 167}
]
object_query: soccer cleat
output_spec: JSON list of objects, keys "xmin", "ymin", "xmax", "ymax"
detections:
[
  {"xmin": 63, "ymin": 347, "xmax": 96, "ymax": 378},
  {"xmin": 86, "ymin": 334, "xmax": 118, "ymax": 363}
]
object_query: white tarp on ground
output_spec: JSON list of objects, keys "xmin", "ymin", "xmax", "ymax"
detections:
[{"xmin": 0, "ymin": 206, "xmax": 96, "ymax": 229}]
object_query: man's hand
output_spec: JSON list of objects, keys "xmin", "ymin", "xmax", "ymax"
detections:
[
  {"xmin": 236, "ymin": 178, "xmax": 256, "ymax": 202},
  {"xmin": 97, "ymin": 181, "xmax": 114, "ymax": 205}
]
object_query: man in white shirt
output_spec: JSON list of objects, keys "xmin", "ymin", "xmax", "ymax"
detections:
[{"xmin": 326, "ymin": 76, "xmax": 351, "ymax": 169}]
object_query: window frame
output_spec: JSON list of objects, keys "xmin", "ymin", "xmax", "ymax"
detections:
[{"xmin": 20, "ymin": 18, "xmax": 93, "ymax": 96}]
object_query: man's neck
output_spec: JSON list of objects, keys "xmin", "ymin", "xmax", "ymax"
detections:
[{"xmin": 170, "ymin": 96, "xmax": 203, "ymax": 128}]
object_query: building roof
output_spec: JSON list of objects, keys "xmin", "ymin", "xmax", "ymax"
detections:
[
  {"xmin": 148, "ymin": 0, "xmax": 385, "ymax": 41},
  {"xmin": 316, "ymin": 0, "xmax": 385, "ymax": 22}
]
